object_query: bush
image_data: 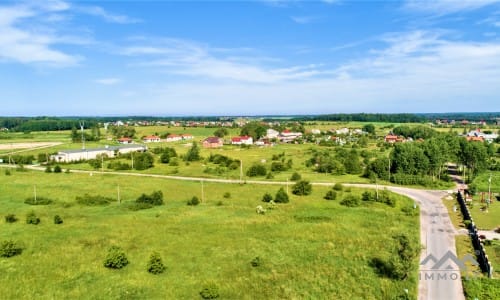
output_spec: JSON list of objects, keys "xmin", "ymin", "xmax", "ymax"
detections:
[
  {"xmin": 290, "ymin": 172, "xmax": 301, "ymax": 181},
  {"xmin": 0, "ymin": 240, "xmax": 23, "ymax": 258},
  {"xmin": 136, "ymin": 191, "xmax": 164, "ymax": 206},
  {"xmin": 76, "ymin": 194, "xmax": 113, "ymax": 206},
  {"xmin": 246, "ymin": 163, "xmax": 267, "ymax": 177},
  {"xmin": 223, "ymin": 192, "xmax": 231, "ymax": 199},
  {"xmin": 24, "ymin": 196, "xmax": 53, "ymax": 205},
  {"xmin": 54, "ymin": 215, "xmax": 63, "ymax": 224},
  {"xmin": 262, "ymin": 193, "xmax": 273, "ymax": 203},
  {"xmin": 251, "ymin": 256, "xmax": 261, "ymax": 267},
  {"xmin": 333, "ymin": 183, "xmax": 343, "ymax": 191},
  {"xmin": 128, "ymin": 202, "xmax": 154, "ymax": 211},
  {"xmin": 187, "ymin": 196, "xmax": 200, "ymax": 206},
  {"xmin": 275, "ymin": 187, "xmax": 289, "ymax": 203},
  {"xmin": 266, "ymin": 172, "xmax": 274, "ymax": 179},
  {"xmin": 292, "ymin": 180, "xmax": 312, "ymax": 196},
  {"xmin": 5, "ymin": 214, "xmax": 17, "ymax": 223},
  {"xmin": 147, "ymin": 252, "xmax": 166, "ymax": 274},
  {"xmin": 5, "ymin": 169, "xmax": 11, "ymax": 176},
  {"xmin": 26, "ymin": 211, "xmax": 40, "ymax": 225},
  {"xmin": 200, "ymin": 283, "xmax": 219, "ymax": 299},
  {"xmin": 103, "ymin": 246, "xmax": 129, "ymax": 269},
  {"xmin": 324, "ymin": 190, "xmax": 337, "ymax": 200},
  {"xmin": 340, "ymin": 195, "xmax": 361, "ymax": 207},
  {"xmin": 45, "ymin": 166, "xmax": 52, "ymax": 173},
  {"xmin": 362, "ymin": 191, "xmax": 374, "ymax": 201},
  {"xmin": 53, "ymin": 165, "xmax": 62, "ymax": 173}
]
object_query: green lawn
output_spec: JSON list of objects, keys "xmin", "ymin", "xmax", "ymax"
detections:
[{"xmin": 0, "ymin": 169, "xmax": 419, "ymax": 299}]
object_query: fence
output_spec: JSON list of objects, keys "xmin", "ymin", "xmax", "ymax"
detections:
[{"xmin": 456, "ymin": 191, "xmax": 493, "ymax": 278}]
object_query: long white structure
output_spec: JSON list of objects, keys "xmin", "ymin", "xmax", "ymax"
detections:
[{"xmin": 51, "ymin": 145, "xmax": 147, "ymax": 163}]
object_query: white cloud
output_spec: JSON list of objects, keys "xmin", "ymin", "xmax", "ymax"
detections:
[
  {"xmin": 122, "ymin": 38, "xmax": 329, "ymax": 83},
  {"xmin": 95, "ymin": 78, "xmax": 122, "ymax": 85},
  {"xmin": 0, "ymin": 3, "xmax": 80, "ymax": 66},
  {"xmin": 290, "ymin": 15, "xmax": 318, "ymax": 24},
  {"xmin": 132, "ymin": 31, "xmax": 500, "ymax": 114},
  {"xmin": 404, "ymin": 0, "xmax": 500, "ymax": 14},
  {"xmin": 76, "ymin": 5, "xmax": 140, "ymax": 24}
]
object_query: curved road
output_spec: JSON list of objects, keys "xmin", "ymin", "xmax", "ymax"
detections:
[{"xmin": 1, "ymin": 165, "xmax": 463, "ymax": 300}]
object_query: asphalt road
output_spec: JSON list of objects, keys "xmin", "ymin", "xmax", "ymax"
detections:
[{"xmin": 1, "ymin": 164, "xmax": 465, "ymax": 299}]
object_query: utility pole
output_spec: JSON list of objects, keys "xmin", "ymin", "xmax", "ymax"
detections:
[
  {"xmin": 375, "ymin": 178, "xmax": 379, "ymax": 200},
  {"xmin": 34, "ymin": 185, "xmax": 37, "ymax": 204},
  {"xmin": 487, "ymin": 173, "xmax": 492, "ymax": 208},
  {"xmin": 80, "ymin": 121, "xmax": 85, "ymax": 150},
  {"xmin": 201, "ymin": 180, "xmax": 204, "ymax": 203},
  {"xmin": 286, "ymin": 178, "xmax": 289, "ymax": 195},
  {"xmin": 131, "ymin": 153, "xmax": 134, "ymax": 169},
  {"xmin": 101, "ymin": 155, "xmax": 104, "ymax": 173},
  {"xmin": 240, "ymin": 160, "xmax": 243, "ymax": 184},
  {"xmin": 388, "ymin": 158, "xmax": 391, "ymax": 182}
]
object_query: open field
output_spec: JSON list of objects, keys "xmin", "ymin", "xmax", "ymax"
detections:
[{"xmin": 0, "ymin": 169, "xmax": 419, "ymax": 299}]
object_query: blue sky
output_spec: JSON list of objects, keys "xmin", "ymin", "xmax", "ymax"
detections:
[{"xmin": 1, "ymin": 0, "xmax": 500, "ymax": 116}]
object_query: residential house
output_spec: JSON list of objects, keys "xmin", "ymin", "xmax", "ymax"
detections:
[
  {"xmin": 203, "ymin": 137, "xmax": 223, "ymax": 148},
  {"xmin": 310, "ymin": 129, "xmax": 321, "ymax": 135},
  {"xmin": 181, "ymin": 134, "xmax": 194, "ymax": 140},
  {"xmin": 142, "ymin": 135, "xmax": 161, "ymax": 143},
  {"xmin": 466, "ymin": 129, "xmax": 498, "ymax": 143},
  {"xmin": 118, "ymin": 137, "xmax": 133, "ymax": 144},
  {"xmin": 231, "ymin": 136, "xmax": 253, "ymax": 145},
  {"xmin": 279, "ymin": 130, "xmax": 303, "ymax": 143},
  {"xmin": 166, "ymin": 134, "xmax": 183, "ymax": 142},
  {"xmin": 266, "ymin": 129, "xmax": 280, "ymax": 139},
  {"xmin": 384, "ymin": 134, "xmax": 404, "ymax": 143}
]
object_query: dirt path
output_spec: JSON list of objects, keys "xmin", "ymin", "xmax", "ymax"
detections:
[{"xmin": 0, "ymin": 142, "xmax": 62, "ymax": 153}]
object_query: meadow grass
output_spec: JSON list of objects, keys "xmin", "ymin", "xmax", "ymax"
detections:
[{"xmin": 0, "ymin": 169, "xmax": 418, "ymax": 299}]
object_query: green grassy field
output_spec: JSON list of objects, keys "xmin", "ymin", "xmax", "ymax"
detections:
[{"xmin": 0, "ymin": 169, "xmax": 419, "ymax": 299}]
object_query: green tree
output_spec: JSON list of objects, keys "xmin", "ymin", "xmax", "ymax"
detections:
[
  {"xmin": 292, "ymin": 180, "xmax": 312, "ymax": 196},
  {"xmin": 147, "ymin": 252, "xmax": 166, "ymax": 274},
  {"xmin": 213, "ymin": 128, "xmax": 228, "ymax": 138},
  {"xmin": 240, "ymin": 121, "xmax": 267, "ymax": 140},
  {"xmin": 274, "ymin": 187, "xmax": 289, "ymax": 203},
  {"xmin": 362, "ymin": 124, "xmax": 375, "ymax": 135},
  {"xmin": 185, "ymin": 142, "xmax": 201, "ymax": 162},
  {"xmin": 246, "ymin": 163, "xmax": 267, "ymax": 177}
]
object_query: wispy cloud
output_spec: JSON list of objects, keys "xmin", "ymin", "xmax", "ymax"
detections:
[
  {"xmin": 290, "ymin": 15, "xmax": 319, "ymax": 24},
  {"xmin": 121, "ymin": 37, "xmax": 329, "ymax": 83},
  {"xmin": 404, "ymin": 0, "xmax": 500, "ymax": 15},
  {"xmin": 76, "ymin": 5, "xmax": 140, "ymax": 24},
  {"xmin": 0, "ymin": 2, "xmax": 80, "ymax": 66},
  {"xmin": 95, "ymin": 78, "xmax": 121, "ymax": 85}
]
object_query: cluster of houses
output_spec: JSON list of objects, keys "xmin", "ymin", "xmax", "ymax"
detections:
[
  {"xmin": 435, "ymin": 119, "xmax": 488, "ymax": 126},
  {"xmin": 117, "ymin": 134, "xmax": 194, "ymax": 144},
  {"xmin": 464, "ymin": 129, "xmax": 498, "ymax": 143},
  {"xmin": 201, "ymin": 129, "xmax": 304, "ymax": 148}
]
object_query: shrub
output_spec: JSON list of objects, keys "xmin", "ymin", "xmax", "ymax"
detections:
[
  {"xmin": 262, "ymin": 193, "xmax": 273, "ymax": 203},
  {"xmin": 292, "ymin": 180, "xmax": 312, "ymax": 196},
  {"xmin": 251, "ymin": 256, "xmax": 261, "ymax": 267},
  {"xmin": 362, "ymin": 191, "xmax": 374, "ymax": 201},
  {"xmin": 103, "ymin": 246, "xmax": 129, "ymax": 269},
  {"xmin": 26, "ymin": 211, "xmax": 40, "ymax": 225},
  {"xmin": 5, "ymin": 169, "xmax": 11, "ymax": 176},
  {"xmin": 147, "ymin": 252, "xmax": 166, "ymax": 275},
  {"xmin": 216, "ymin": 201, "xmax": 224, "ymax": 206},
  {"xmin": 45, "ymin": 166, "xmax": 52, "ymax": 173},
  {"xmin": 340, "ymin": 195, "xmax": 361, "ymax": 207},
  {"xmin": 53, "ymin": 165, "xmax": 62, "ymax": 173},
  {"xmin": 5, "ymin": 214, "xmax": 17, "ymax": 223},
  {"xmin": 290, "ymin": 172, "xmax": 301, "ymax": 181},
  {"xmin": 266, "ymin": 172, "xmax": 274, "ymax": 179},
  {"xmin": 0, "ymin": 240, "xmax": 23, "ymax": 258},
  {"xmin": 246, "ymin": 163, "xmax": 267, "ymax": 177},
  {"xmin": 24, "ymin": 196, "xmax": 53, "ymax": 205},
  {"xmin": 275, "ymin": 187, "xmax": 289, "ymax": 203},
  {"xmin": 199, "ymin": 283, "xmax": 219, "ymax": 299},
  {"xmin": 324, "ymin": 190, "xmax": 337, "ymax": 200},
  {"xmin": 223, "ymin": 192, "xmax": 231, "ymax": 199},
  {"xmin": 187, "ymin": 196, "xmax": 200, "ymax": 206},
  {"xmin": 136, "ymin": 191, "xmax": 164, "ymax": 206},
  {"xmin": 54, "ymin": 215, "xmax": 63, "ymax": 224},
  {"xmin": 333, "ymin": 183, "xmax": 343, "ymax": 191},
  {"xmin": 76, "ymin": 194, "xmax": 113, "ymax": 206}
]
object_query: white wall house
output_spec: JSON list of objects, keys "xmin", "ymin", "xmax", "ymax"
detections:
[
  {"xmin": 266, "ymin": 129, "xmax": 279, "ymax": 139},
  {"xmin": 231, "ymin": 136, "xmax": 253, "ymax": 145},
  {"xmin": 51, "ymin": 145, "xmax": 147, "ymax": 163}
]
